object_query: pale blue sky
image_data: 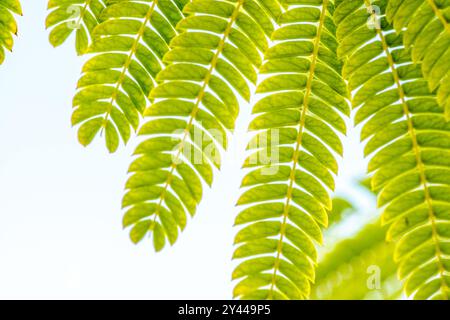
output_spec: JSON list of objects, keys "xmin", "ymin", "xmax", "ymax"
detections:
[{"xmin": 0, "ymin": 1, "xmax": 372, "ymax": 299}]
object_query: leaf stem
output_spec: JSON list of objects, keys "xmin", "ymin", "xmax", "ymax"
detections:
[
  {"xmin": 268, "ymin": 0, "xmax": 329, "ymax": 299},
  {"xmin": 367, "ymin": 0, "xmax": 449, "ymax": 299},
  {"xmin": 103, "ymin": 0, "xmax": 158, "ymax": 128},
  {"xmin": 427, "ymin": 0, "xmax": 450, "ymax": 36},
  {"xmin": 75, "ymin": 0, "xmax": 92, "ymax": 31},
  {"xmin": 152, "ymin": 0, "xmax": 244, "ymax": 222}
]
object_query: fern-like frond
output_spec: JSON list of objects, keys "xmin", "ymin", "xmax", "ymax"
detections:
[
  {"xmin": 122, "ymin": 0, "xmax": 281, "ymax": 251},
  {"xmin": 335, "ymin": 0, "xmax": 450, "ymax": 300},
  {"xmin": 386, "ymin": 0, "xmax": 450, "ymax": 119},
  {"xmin": 232, "ymin": 0, "xmax": 349, "ymax": 300},
  {"xmin": 0, "ymin": 0, "xmax": 22, "ymax": 64},
  {"xmin": 46, "ymin": 0, "xmax": 107, "ymax": 55},
  {"xmin": 72, "ymin": 0, "xmax": 188, "ymax": 152}
]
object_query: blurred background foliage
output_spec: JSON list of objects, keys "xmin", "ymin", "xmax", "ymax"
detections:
[{"xmin": 311, "ymin": 180, "xmax": 403, "ymax": 300}]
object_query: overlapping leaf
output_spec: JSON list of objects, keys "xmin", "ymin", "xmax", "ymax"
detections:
[
  {"xmin": 123, "ymin": 0, "xmax": 282, "ymax": 251},
  {"xmin": 232, "ymin": 0, "xmax": 349, "ymax": 300},
  {"xmin": 335, "ymin": 0, "xmax": 450, "ymax": 300},
  {"xmin": 0, "ymin": 0, "xmax": 22, "ymax": 64},
  {"xmin": 386, "ymin": 0, "xmax": 450, "ymax": 119},
  {"xmin": 72, "ymin": 0, "xmax": 188, "ymax": 152},
  {"xmin": 46, "ymin": 0, "xmax": 107, "ymax": 55}
]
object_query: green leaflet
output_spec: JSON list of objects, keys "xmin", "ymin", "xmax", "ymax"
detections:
[
  {"xmin": 335, "ymin": 0, "xmax": 450, "ymax": 300},
  {"xmin": 233, "ymin": 0, "xmax": 349, "ymax": 300},
  {"xmin": 72, "ymin": 0, "xmax": 188, "ymax": 152},
  {"xmin": 123, "ymin": 0, "xmax": 281, "ymax": 251},
  {"xmin": 46, "ymin": 0, "xmax": 106, "ymax": 55},
  {"xmin": 327, "ymin": 197, "xmax": 353, "ymax": 226},
  {"xmin": 386, "ymin": 0, "xmax": 450, "ymax": 120},
  {"xmin": 0, "ymin": 0, "xmax": 22, "ymax": 64}
]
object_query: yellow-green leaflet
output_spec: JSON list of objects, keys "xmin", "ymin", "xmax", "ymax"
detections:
[
  {"xmin": 123, "ymin": 0, "xmax": 282, "ymax": 251},
  {"xmin": 72, "ymin": 0, "xmax": 188, "ymax": 153},
  {"xmin": 335, "ymin": 0, "xmax": 450, "ymax": 300},
  {"xmin": 0, "ymin": 0, "xmax": 22, "ymax": 64},
  {"xmin": 232, "ymin": 0, "xmax": 349, "ymax": 300},
  {"xmin": 386, "ymin": 0, "xmax": 450, "ymax": 120},
  {"xmin": 46, "ymin": 0, "xmax": 107, "ymax": 55}
]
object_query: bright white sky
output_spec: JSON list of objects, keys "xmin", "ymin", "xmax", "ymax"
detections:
[{"xmin": 0, "ymin": 0, "xmax": 372, "ymax": 299}]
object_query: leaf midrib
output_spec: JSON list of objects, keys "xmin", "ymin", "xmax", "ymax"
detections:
[
  {"xmin": 151, "ymin": 0, "xmax": 245, "ymax": 223},
  {"xmin": 368, "ymin": 0, "xmax": 449, "ymax": 299},
  {"xmin": 268, "ymin": 0, "xmax": 329, "ymax": 299},
  {"xmin": 103, "ymin": 0, "xmax": 159, "ymax": 128},
  {"xmin": 426, "ymin": 0, "xmax": 450, "ymax": 36},
  {"xmin": 76, "ymin": 0, "xmax": 92, "ymax": 31}
]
